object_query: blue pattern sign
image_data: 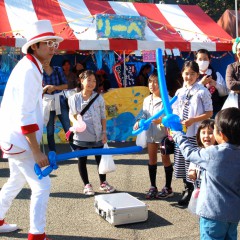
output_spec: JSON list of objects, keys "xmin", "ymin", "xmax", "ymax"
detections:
[{"xmin": 96, "ymin": 14, "xmax": 146, "ymax": 40}]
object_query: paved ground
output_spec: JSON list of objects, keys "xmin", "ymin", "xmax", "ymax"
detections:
[{"xmin": 0, "ymin": 143, "xmax": 239, "ymax": 240}]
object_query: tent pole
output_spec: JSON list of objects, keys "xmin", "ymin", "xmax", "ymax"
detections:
[
  {"xmin": 123, "ymin": 50, "xmax": 126, "ymax": 87},
  {"xmin": 236, "ymin": 0, "xmax": 239, "ymax": 38}
]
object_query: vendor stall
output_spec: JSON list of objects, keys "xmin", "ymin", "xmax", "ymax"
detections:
[{"xmin": 0, "ymin": 0, "xmax": 234, "ymax": 142}]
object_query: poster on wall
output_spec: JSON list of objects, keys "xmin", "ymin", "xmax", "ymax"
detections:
[
  {"xmin": 142, "ymin": 50, "xmax": 156, "ymax": 62},
  {"xmin": 113, "ymin": 62, "xmax": 137, "ymax": 87},
  {"xmin": 104, "ymin": 86, "xmax": 149, "ymax": 142},
  {"xmin": 42, "ymin": 86, "xmax": 149, "ymax": 143}
]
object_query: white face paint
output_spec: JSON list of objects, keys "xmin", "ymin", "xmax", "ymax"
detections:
[{"xmin": 197, "ymin": 60, "xmax": 209, "ymax": 72}]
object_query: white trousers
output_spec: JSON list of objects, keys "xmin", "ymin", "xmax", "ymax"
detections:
[{"xmin": 0, "ymin": 151, "xmax": 51, "ymax": 234}]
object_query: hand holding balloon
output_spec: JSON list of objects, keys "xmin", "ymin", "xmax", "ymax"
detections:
[
  {"xmin": 162, "ymin": 114, "xmax": 182, "ymax": 131},
  {"xmin": 132, "ymin": 96, "xmax": 178, "ymax": 135},
  {"xmin": 34, "ymin": 146, "xmax": 143, "ymax": 179},
  {"xmin": 70, "ymin": 114, "xmax": 86, "ymax": 133}
]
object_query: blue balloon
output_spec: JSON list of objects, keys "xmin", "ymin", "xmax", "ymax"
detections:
[
  {"xmin": 156, "ymin": 49, "xmax": 182, "ymax": 131},
  {"xmin": 162, "ymin": 114, "xmax": 182, "ymax": 131},
  {"xmin": 132, "ymin": 96, "xmax": 178, "ymax": 135},
  {"xmin": 35, "ymin": 146, "xmax": 143, "ymax": 179}
]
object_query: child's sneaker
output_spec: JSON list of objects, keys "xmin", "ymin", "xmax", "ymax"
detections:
[
  {"xmin": 83, "ymin": 183, "xmax": 95, "ymax": 196},
  {"xmin": 99, "ymin": 181, "xmax": 116, "ymax": 193},
  {"xmin": 0, "ymin": 221, "xmax": 18, "ymax": 233},
  {"xmin": 146, "ymin": 187, "xmax": 158, "ymax": 199},
  {"xmin": 157, "ymin": 187, "xmax": 174, "ymax": 199}
]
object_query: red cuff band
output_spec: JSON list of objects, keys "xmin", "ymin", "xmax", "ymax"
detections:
[
  {"xmin": 21, "ymin": 124, "xmax": 39, "ymax": 134},
  {"xmin": 0, "ymin": 219, "xmax": 4, "ymax": 226},
  {"xmin": 28, "ymin": 233, "xmax": 46, "ymax": 240}
]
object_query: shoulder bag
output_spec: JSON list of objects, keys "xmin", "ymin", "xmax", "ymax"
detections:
[{"xmin": 159, "ymin": 129, "xmax": 175, "ymax": 155}]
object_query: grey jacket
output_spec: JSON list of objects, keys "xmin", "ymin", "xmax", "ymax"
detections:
[
  {"xmin": 141, "ymin": 94, "xmax": 167, "ymax": 143},
  {"xmin": 173, "ymin": 132, "xmax": 240, "ymax": 223},
  {"xmin": 68, "ymin": 92, "xmax": 106, "ymax": 142}
]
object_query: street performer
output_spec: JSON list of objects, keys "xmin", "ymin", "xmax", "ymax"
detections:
[{"xmin": 0, "ymin": 20, "xmax": 63, "ymax": 240}]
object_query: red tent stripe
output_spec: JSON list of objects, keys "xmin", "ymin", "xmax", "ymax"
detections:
[
  {"xmin": 165, "ymin": 41, "xmax": 191, "ymax": 52},
  {"xmin": 84, "ymin": 0, "xmax": 117, "ymax": 50},
  {"xmin": 133, "ymin": 2, "xmax": 190, "ymax": 50},
  {"xmin": 0, "ymin": 0, "xmax": 16, "ymax": 47},
  {"xmin": 216, "ymin": 42, "xmax": 232, "ymax": 52},
  {"xmin": 179, "ymin": 5, "xmax": 232, "ymax": 42},
  {"xmin": 0, "ymin": 0, "xmax": 233, "ymax": 51},
  {"xmin": 32, "ymin": 0, "xmax": 79, "ymax": 50},
  {"xmin": 83, "ymin": 0, "xmax": 115, "ymax": 15}
]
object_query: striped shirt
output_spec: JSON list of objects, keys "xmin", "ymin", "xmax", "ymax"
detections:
[{"xmin": 182, "ymin": 91, "xmax": 192, "ymax": 120}]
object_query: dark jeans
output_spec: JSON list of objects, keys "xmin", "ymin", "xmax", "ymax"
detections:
[{"xmin": 46, "ymin": 97, "xmax": 73, "ymax": 152}]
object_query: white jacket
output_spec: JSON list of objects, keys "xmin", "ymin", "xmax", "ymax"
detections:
[{"xmin": 0, "ymin": 55, "xmax": 43, "ymax": 151}]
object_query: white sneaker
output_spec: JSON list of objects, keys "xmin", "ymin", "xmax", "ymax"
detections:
[
  {"xmin": 99, "ymin": 181, "xmax": 116, "ymax": 193},
  {"xmin": 0, "ymin": 222, "xmax": 18, "ymax": 233},
  {"xmin": 83, "ymin": 183, "xmax": 95, "ymax": 196}
]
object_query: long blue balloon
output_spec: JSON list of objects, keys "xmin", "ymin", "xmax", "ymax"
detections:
[
  {"xmin": 132, "ymin": 95, "xmax": 178, "ymax": 135},
  {"xmin": 34, "ymin": 146, "xmax": 143, "ymax": 179},
  {"xmin": 156, "ymin": 49, "xmax": 182, "ymax": 131}
]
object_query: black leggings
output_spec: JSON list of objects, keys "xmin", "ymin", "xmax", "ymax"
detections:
[{"xmin": 76, "ymin": 145, "xmax": 106, "ymax": 185}]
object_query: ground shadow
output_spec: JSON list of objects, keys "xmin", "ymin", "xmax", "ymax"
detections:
[
  {"xmin": 91, "ymin": 190, "xmax": 173, "ymax": 230},
  {"xmin": 0, "ymin": 168, "xmax": 10, "ymax": 178},
  {"xmin": 116, "ymin": 190, "xmax": 182, "ymax": 203},
  {"xmin": 15, "ymin": 188, "xmax": 31, "ymax": 200},
  {"xmin": 14, "ymin": 187, "xmax": 86, "ymax": 200},
  {"xmin": 58, "ymin": 160, "xmax": 78, "ymax": 166},
  {"xmin": 50, "ymin": 191, "xmax": 86, "ymax": 199},
  {"xmin": 0, "ymin": 231, "xmax": 115, "ymax": 240},
  {"xmin": 58, "ymin": 158, "xmax": 151, "ymax": 166},
  {"xmin": 114, "ymin": 159, "xmax": 164, "ymax": 166},
  {"xmin": 0, "ymin": 158, "xmax": 8, "ymax": 162},
  {"xmin": 113, "ymin": 210, "xmax": 172, "ymax": 230}
]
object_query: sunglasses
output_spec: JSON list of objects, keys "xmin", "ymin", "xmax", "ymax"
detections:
[{"xmin": 41, "ymin": 40, "xmax": 59, "ymax": 49}]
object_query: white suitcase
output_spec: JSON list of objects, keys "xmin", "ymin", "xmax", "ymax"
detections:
[{"xmin": 94, "ymin": 192, "xmax": 148, "ymax": 226}]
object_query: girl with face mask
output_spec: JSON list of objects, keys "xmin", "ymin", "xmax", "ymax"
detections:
[{"xmin": 195, "ymin": 49, "xmax": 228, "ymax": 117}]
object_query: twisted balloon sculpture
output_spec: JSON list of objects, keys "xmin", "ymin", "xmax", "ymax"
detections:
[
  {"xmin": 132, "ymin": 96, "xmax": 177, "ymax": 135},
  {"xmin": 34, "ymin": 146, "xmax": 142, "ymax": 179},
  {"xmin": 156, "ymin": 49, "xmax": 182, "ymax": 131}
]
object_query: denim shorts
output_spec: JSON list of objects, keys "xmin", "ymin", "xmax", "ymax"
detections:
[{"xmin": 200, "ymin": 217, "xmax": 238, "ymax": 240}]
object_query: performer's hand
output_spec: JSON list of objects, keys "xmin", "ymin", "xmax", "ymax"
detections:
[{"xmin": 34, "ymin": 150, "xmax": 49, "ymax": 168}]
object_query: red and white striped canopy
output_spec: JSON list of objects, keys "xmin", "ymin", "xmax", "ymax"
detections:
[{"xmin": 0, "ymin": 0, "xmax": 233, "ymax": 52}]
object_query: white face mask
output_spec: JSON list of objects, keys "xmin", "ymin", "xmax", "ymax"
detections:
[{"xmin": 197, "ymin": 60, "xmax": 209, "ymax": 72}]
